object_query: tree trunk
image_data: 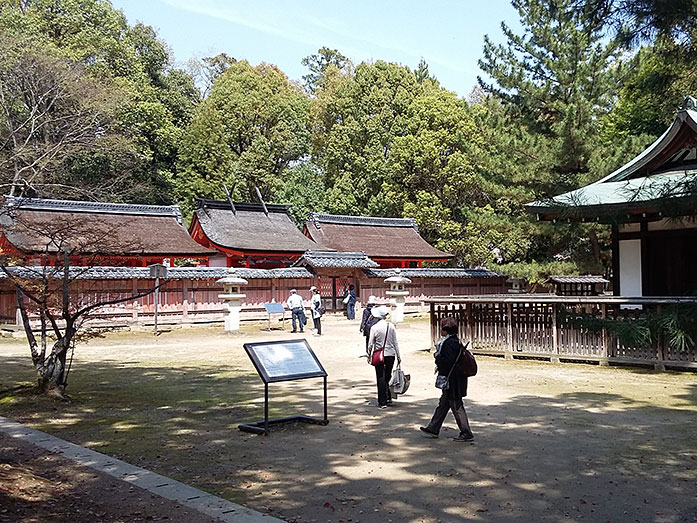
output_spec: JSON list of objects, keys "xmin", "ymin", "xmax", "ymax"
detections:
[{"xmin": 36, "ymin": 337, "xmax": 70, "ymax": 397}]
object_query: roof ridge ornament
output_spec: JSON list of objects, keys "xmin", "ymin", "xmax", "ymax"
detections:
[{"xmin": 678, "ymin": 95, "xmax": 697, "ymax": 112}]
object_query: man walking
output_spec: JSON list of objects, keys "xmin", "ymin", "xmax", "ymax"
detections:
[{"xmin": 286, "ymin": 289, "xmax": 306, "ymax": 333}]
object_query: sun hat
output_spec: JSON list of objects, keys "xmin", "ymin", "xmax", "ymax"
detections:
[
  {"xmin": 371, "ymin": 305, "xmax": 390, "ymax": 319},
  {"xmin": 367, "ymin": 295, "xmax": 378, "ymax": 305},
  {"xmin": 290, "ymin": 289, "xmax": 297, "ymax": 294},
  {"xmin": 310, "ymin": 285, "xmax": 318, "ymax": 291}
]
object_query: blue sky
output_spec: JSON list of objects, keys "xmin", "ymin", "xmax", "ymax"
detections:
[{"xmin": 111, "ymin": 0, "xmax": 520, "ymax": 97}]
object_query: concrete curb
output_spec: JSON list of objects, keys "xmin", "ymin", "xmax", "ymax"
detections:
[{"xmin": 0, "ymin": 416, "xmax": 282, "ymax": 523}]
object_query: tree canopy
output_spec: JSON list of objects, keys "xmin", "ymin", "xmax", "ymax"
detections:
[{"xmin": 2, "ymin": 0, "xmax": 694, "ymax": 276}]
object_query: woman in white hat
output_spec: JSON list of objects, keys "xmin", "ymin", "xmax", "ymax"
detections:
[
  {"xmin": 310, "ymin": 286, "xmax": 323, "ymax": 335},
  {"xmin": 367, "ymin": 305, "xmax": 401, "ymax": 408}
]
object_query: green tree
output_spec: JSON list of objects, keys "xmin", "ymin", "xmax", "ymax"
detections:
[
  {"xmin": 479, "ymin": 0, "xmax": 622, "ymax": 191},
  {"xmin": 176, "ymin": 61, "xmax": 311, "ymax": 216},
  {"xmin": 301, "ymin": 46, "xmax": 352, "ymax": 94},
  {"xmin": 0, "ymin": 0, "xmax": 200, "ymax": 203}
]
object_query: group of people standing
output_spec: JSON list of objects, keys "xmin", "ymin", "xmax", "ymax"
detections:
[{"xmin": 286, "ymin": 287, "xmax": 324, "ymax": 335}]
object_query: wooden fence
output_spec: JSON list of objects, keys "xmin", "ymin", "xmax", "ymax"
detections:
[{"xmin": 425, "ymin": 295, "xmax": 697, "ymax": 370}]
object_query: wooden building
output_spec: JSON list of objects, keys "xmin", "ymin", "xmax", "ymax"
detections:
[
  {"xmin": 188, "ymin": 198, "xmax": 318, "ymax": 268},
  {"xmin": 0, "ymin": 196, "xmax": 212, "ymax": 266},
  {"xmin": 526, "ymin": 96, "xmax": 697, "ymax": 296},
  {"xmin": 546, "ymin": 275, "xmax": 609, "ymax": 296},
  {"xmin": 303, "ymin": 213, "xmax": 452, "ymax": 268}
]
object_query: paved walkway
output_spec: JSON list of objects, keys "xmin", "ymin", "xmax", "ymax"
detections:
[{"xmin": 0, "ymin": 416, "xmax": 281, "ymax": 523}]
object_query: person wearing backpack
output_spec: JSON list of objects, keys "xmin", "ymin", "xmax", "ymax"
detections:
[
  {"xmin": 359, "ymin": 295, "xmax": 379, "ymax": 351},
  {"xmin": 420, "ymin": 316, "xmax": 474, "ymax": 442}
]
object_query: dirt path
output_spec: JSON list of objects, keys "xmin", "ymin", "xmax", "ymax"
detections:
[{"xmin": 1, "ymin": 316, "xmax": 697, "ymax": 522}]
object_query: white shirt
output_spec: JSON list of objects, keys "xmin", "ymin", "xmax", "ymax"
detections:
[
  {"xmin": 368, "ymin": 319, "xmax": 401, "ymax": 359},
  {"xmin": 287, "ymin": 293, "xmax": 304, "ymax": 309},
  {"xmin": 311, "ymin": 293, "xmax": 322, "ymax": 318}
]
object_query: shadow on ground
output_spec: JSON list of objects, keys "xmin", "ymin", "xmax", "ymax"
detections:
[{"xmin": 1, "ymin": 356, "xmax": 697, "ymax": 522}]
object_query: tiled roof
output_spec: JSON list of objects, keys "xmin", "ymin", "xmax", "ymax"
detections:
[
  {"xmin": 308, "ymin": 213, "xmax": 418, "ymax": 229},
  {"xmin": 229, "ymin": 267, "xmax": 314, "ymax": 279},
  {"xmin": 362, "ymin": 268, "xmax": 504, "ymax": 278},
  {"xmin": 1, "ymin": 196, "xmax": 211, "ymax": 257},
  {"xmin": 547, "ymin": 275, "xmax": 609, "ymax": 284},
  {"xmin": 304, "ymin": 213, "xmax": 452, "ymax": 260},
  {"xmin": 193, "ymin": 199, "xmax": 319, "ymax": 253},
  {"xmin": 293, "ymin": 250, "xmax": 379, "ymax": 268},
  {"xmin": 4, "ymin": 196, "xmax": 184, "ymax": 223},
  {"xmin": 0, "ymin": 266, "xmax": 313, "ymax": 280}
]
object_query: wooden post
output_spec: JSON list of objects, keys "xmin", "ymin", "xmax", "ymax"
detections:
[
  {"xmin": 551, "ymin": 303, "xmax": 560, "ymax": 363},
  {"xmin": 600, "ymin": 303, "xmax": 609, "ymax": 366},
  {"xmin": 505, "ymin": 302, "xmax": 513, "ymax": 359},
  {"xmin": 182, "ymin": 279, "xmax": 189, "ymax": 321},
  {"xmin": 466, "ymin": 302, "xmax": 473, "ymax": 347},
  {"xmin": 655, "ymin": 304, "xmax": 666, "ymax": 371},
  {"xmin": 132, "ymin": 278, "xmax": 139, "ymax": 323}
]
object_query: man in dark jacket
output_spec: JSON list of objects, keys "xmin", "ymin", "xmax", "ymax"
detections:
[{"xmin": 420, "ymin": 316, "xmax": 474, "ymax": 442}]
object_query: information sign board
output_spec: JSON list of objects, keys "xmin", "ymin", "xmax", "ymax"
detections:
[{"xmin": 244, "ymin": 339, "xmax": 326, "ymax": 383}]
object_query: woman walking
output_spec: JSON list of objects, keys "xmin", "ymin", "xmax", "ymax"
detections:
[
  {"xmin": 367, "ymin": 306, "xmax": 401, "ymax": 409},
  {"xmin": 420, "ymin": 316, "xmax": 474, "ymax": 441}
]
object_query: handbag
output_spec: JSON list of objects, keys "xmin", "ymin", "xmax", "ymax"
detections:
[
  {"xmin": 389, "ymin": 363, "xmax": 410, "ymax": 396},
  {"xmin": 342, "ymin": 294, "xmax": 350, "ymax": 304},
  {"xmin": 435, "ymin": 340, "xmax": 467, "ymax": 390},
  {"xmin": 370, "ymin": 323, "xmax": 389, "ymax": 366}
]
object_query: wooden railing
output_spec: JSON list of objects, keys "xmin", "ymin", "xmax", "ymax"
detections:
[{"xmin": 424, "ymin": 295, "xmax": 697, "ymax": 370}]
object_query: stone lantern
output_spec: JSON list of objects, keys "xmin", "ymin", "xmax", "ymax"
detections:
[
  {"xmin": 217, "ymin": 273, "xmax": 248, "ymax": 332},
  {"xmin": 384, "ymin": 269, "xmax": 411, "ymax": 324}
]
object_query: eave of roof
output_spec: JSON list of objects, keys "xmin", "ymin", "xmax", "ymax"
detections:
[
  {"xmin": 526, "ymin": 96, "xmax": 697, "ymax": 221},
  {"xmin": 546, "ymin": 275, "xmax": 609, "ymax": 284},
  {"xmin": 4, "ymin": 195, "xmax": 184, "ymax": 222},
  {"xmin": 307, "ymin": 212, "xmax": 418, "ymax": 229},
  {"xmin": 292, "ymin": 250, "xmax": 379, "ymax": 268},
  {"xmin": 362, "ymin": 267, "xmax": 504, "ymax": 278},
  {"xmin": 0, "ymin": 266, "xmax": 314, "ymax": 280}
]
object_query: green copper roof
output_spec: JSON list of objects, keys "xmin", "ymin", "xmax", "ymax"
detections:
[{"xmin": 526, "ymin": 96, "xmax": 697, "ymax": 220}]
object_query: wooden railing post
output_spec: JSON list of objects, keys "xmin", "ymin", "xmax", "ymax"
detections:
[
  {"xmin": 466, "ymin": 302, "xmax": 473, "ymax": 347},
  {"xmin": 551, "ymin": 303, "xmax": 560, "ymax": 363},
  {"xmin": 600, "ymin": 303, "xmax": 609, "ymax": 366},
  {"xmin": 655, "ymin": 304, "xmax": 666, "ymax": 371},
  {"xmin": 506, "ymin": 302, "xmax": 513, "ymax": 359}
]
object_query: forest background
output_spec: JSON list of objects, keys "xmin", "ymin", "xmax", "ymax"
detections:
[{"xmin": 1, "ymin": 0, "xmax": 696, "ymax": 284}]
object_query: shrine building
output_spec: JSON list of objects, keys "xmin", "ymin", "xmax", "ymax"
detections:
[
  {"xmin": 0, "ymin": 196, "xmax": 212, "ymax": 266},
  {"xmin": 526, "ymin": 95, "xmax": 697, "ymax": 296}
]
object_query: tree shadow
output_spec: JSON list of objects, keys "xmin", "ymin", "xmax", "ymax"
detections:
[{"xmin": 1, "ymin": 357, "xmax": 696, "ymax": 522}]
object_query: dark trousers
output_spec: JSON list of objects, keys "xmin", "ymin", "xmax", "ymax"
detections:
[
  {"xmin": 374, "ymin": 355, "xmax": 395, "ymax": 406},
  {"xmin": 291, "ymin": 308, "xmax": 305, "ymax": 332},
  {"xmin": 313, "ymin": 316, "xmax": 322, "ymax": 335},
  {"xmin": 347, "ymin": 301, "xmax": 355, "ymax": 320},
  {"xmin": 426, "ymin": 392, "xmax": 473, "ymax": 437}
]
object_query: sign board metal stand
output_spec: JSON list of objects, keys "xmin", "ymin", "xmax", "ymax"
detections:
[
  {"xmin": 262, "ymin": 302, "xmax": 286, "ymax": 330},
  {"xmin": 240, "ymin": 339, "xmax": 328, "ymax": 435}
]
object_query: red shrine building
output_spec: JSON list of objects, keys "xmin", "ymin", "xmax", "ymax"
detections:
[
  {"xmin": 0, "ymin": 196, "xmax": 212, "ymax": 266},
  {"xmin": 188, "ymin": 198, "xmax": 318, "ymax": 268},
  {"xmin": 303, "ymin": 213, "xmax": 452, "ymax": 268}
]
